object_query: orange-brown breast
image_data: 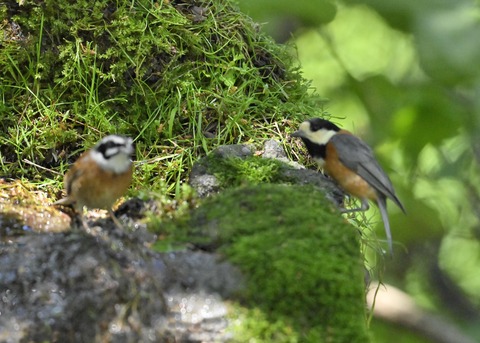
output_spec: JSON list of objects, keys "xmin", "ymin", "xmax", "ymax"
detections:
[
  {"xmin": 65, "ymin": 154, "xmax": 133, "ymax": 210},
  {"xmin": 324, "ymin": 140, "xmax": 378, "ymax": 201}
]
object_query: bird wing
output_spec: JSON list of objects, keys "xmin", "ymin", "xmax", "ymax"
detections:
[
  {"xmin": 65, "ymin": 167, "xmax": 83, "ymax": 196},
  {"xmin": 52, "ymin": 167, "xmax": 82, "ymax": 206},
  {"xmin": 330, "ymin": 133, "xmax": 404, "ymax": 212}
]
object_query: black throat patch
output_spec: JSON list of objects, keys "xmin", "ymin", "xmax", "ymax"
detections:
[{"xmin": 302, "ymin": 138, "xmax": 327, "ymax": 159}]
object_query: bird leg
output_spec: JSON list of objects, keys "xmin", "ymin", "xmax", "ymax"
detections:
[
  {"xmin": 109, "ymin": 208, "xmax": 126, "ymax": 230},
  {"xmin": 340, "ymin": 198, "xmax": 369, "ymax": 213},
  {"xmin": 77, "ymin": 215, "xmax": 88, "ymax": 230},
  {"xmin": 68, "ymin": 204, "xmax": 90, "ymax": 231}
]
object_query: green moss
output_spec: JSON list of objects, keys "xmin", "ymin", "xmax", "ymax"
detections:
[
  {"xmin": 204, "ymin": 154, "xmax": 287, "ymax": 187},
  {"xmin": 214, "ymin": 157, "xmax": 281, "ymax": 186},
  {"xmin": 229, "ymin": 305, "xmax": 302, "ymax": 342},
  {"xmin": 167, "ymin": 184, "xmax": 370, "ymax": 342}
]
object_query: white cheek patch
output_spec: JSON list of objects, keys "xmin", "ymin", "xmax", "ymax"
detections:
[{"xmin": 305, "ymin": 128, "xmax": 336, "ymax": 145}]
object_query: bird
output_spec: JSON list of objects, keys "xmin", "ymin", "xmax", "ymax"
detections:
[
  {"xmin": 291, "ymin": 118, "xmax": 405, "ymax": 254},
  {"xmin": 53, "ymin": 135, "xmax": 134, "ymax": 230}
]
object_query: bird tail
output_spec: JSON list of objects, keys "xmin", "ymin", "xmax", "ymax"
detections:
[{"xmin": 377, "ymin": 196, "xmax": 393, "ymax": 255}]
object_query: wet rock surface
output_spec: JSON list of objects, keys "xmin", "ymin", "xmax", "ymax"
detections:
[{"xmin": 0, "ymin": 218, "xmax": 242, "ymax": 343}]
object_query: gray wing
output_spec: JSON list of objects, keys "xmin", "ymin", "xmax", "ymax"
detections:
[{"xmin": 330, "ymin": 134, "xmax": 404, "ymax": 211}]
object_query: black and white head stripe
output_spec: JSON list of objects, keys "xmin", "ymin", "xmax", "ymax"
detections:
[
  {"xmin": 95, "ymin": 135, "xmax": 134, "ymax": 160},
  {"xmin": 292, "ymin": 118, "xmax": 340, "ymax": 147},
  {"xmin": 308, "ymin": 118, "xmax": 341, "ymax": 132}
]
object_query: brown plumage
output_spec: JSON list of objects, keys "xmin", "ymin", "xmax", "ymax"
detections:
[{"xmin": 54, "ymin": 135, "xmax": 134, "ymax": 230}]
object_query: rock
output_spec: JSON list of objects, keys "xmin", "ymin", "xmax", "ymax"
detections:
[
  {"xmin": 0, "ymin": 231, "xmax": 170, "ymax": 342},
  {"xmin": 0, "ymin": 228, "xmax": 243, "ymax": 342},
  {"xmin": 213, "ymin": 144, "xmax": 254, "ymax": 159},
  {"xmin": 262, "ymin": 139, "xmax": 287, "ymax": 160},
  {"xmin": 189, "ymin": 173, "xmax": 220, "ymax": 198}
]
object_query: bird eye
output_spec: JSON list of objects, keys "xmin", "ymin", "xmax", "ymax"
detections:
[{"xmin": 309, "ymin": 120, "xmax": 321, "ymax": 132}]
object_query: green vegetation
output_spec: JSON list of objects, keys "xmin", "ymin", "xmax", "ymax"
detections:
[
  {"xmin": 193, "ymin": 153, "xmax": 287, "ymax": 188},
  {"xmin": 210, "ymin": 156, "xmax": 283, "ymax": 186},
  {"xmin": 0, "ymin": 0, "xmax": 324, "ymax": 196},
  {"xmin": 163, "ymin": 184, "xmax": 369, "ymax": 342}
]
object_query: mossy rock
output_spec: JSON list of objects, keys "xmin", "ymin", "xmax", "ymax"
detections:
[{"xmin": 166, "ymin": 183, "xmax": 370, "ymax": 342}]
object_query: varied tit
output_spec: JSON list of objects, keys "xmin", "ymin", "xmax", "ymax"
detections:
[
  {"xmin": 291, "ymin": 118, "xmax": 405, "ymax": 254},
  {"xmin": 54, "ymin": 135, "xmax": 134, "ymax": 230}
]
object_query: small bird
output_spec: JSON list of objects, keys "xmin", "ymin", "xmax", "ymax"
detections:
[
  {"xmin": 291, "ymin": 118, "xmax": 405, "ymax": 254},
  {"xmin": 54, "ymin": 135, "xmax": 134, "ymax": 230}
]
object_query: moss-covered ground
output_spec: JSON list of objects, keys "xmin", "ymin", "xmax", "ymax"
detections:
[{"xmin": 0, "ymin": 0, "xmax": 324, "ymax": 197}]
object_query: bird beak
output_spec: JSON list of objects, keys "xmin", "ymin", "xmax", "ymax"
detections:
[{"xmin": 291, "ymin": 130, "xmax": 303, "ymax": 138}]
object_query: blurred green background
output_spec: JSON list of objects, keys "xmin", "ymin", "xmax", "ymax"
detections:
[{"xmin": 239, "ymin": 0, "xmax": 480, "ymax": 342}]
